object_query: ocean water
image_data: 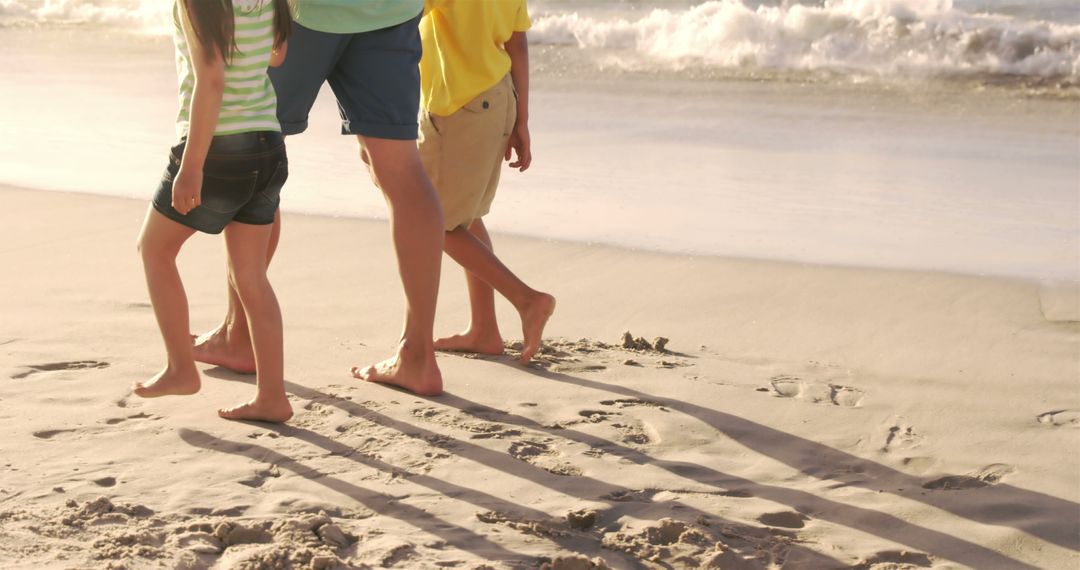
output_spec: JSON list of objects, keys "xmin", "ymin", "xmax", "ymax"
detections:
[
  {"xmin": 0, "ymin": 1, "xmax": 1077, "ymax": 281},
  {"xmin": 4, "ymin": 0, "xmax": 1079, "ymax": 81}
]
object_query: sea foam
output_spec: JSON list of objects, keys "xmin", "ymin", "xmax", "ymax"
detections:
[
  {"xmin": 531, "ymin": 0, "xmax": 1080, "ymax": 78},
  {"xmin": 0, "ymin": 0, "xmax": 169, "ymax": 30},
  {"xmin": 4, "ymin": 0, "xmax": 1077, "ymax": 80}
]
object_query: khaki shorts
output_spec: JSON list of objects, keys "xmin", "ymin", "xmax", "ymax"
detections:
[{"xmin": 419, "ymin": 74, "xmax": 517, "ymax": 231}]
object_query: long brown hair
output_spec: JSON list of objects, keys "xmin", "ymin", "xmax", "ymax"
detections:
[{"xmin": 181, "ymin": 0, "xmax": 292, "ymax": 63}]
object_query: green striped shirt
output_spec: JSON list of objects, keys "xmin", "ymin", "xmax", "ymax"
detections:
[
  {"xmin": 174, "ymin": 0, "xmax": 280, "ymax": 137},
  {"xmin": 291, "ymin": 0, "xmax": 423, "ymax": 34}
]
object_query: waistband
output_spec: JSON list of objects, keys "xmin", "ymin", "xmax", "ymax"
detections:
[{"xmin": 174, "ymin": 131, "xmax": 285, "ymax": 161}]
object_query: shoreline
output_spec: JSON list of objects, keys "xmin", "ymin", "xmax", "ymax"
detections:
[
  {"xmin": 8, "ymin": 183, "xmax": 1080, "ymax": 290},
  {"xmin": 3, "ymin": 28, "xmax": 1079, "ymax": 284}
]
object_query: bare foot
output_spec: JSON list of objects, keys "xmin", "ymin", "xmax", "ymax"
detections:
[
  {"xmin": 218, "ymin": 398, "xmax": 293, "ymax": 423},
  {"xmin": 192, "ymin": 323, "xmax": 256, "ymax": 374},
  {"xmin": 133, "ymin": 366, "xmax": 201, "ymax": 398},
  {"xmin": 351, "ymin": 343, "xmax": 443, "ymax": 396},
  {"xmin": 519, "ymin": 293, "xmax": 556, "ymax": 363},
  {"xmin": 434, "ymin": 329, "xmax": 505, "ymax": 356}
]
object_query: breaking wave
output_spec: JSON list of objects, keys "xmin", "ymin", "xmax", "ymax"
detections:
[{"xmin": 531, "ymin": 0, "xmax": 1080, "ymax": 79}]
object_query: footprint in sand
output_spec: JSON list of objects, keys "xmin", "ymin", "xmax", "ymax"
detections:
[
  {"xmin": 603, "ymin": 489, "xmax": 660, "ymax": 502},
  {"xmin": 830, "ymin": 385, "xmax": 865, "ymax": 407},
  {"xmin": 882, "ymin": 423, "xmax": 922, "ymax": 452},
  {"xmin": 769, "ymin": 376, "xmax": 864, "ymax": 407},
  {"xmin": 922, "ymin": 463, "xmax": 1015, "ymax": 490},
  {"xmin": 757, "ymin": 511, "xmax": 809, "ymax": 529},
  {"xmin": 611, "ymin": 421, "xmax": 656, "ymax": 446},
  {"xmin": 509, "ymin": 440, "xmax": 555, "ymax": 460},
  {"xmin": 855, "ymin": 550, "xmax": 933, "ymax": 569},
  {"xmin": 12, "ymin": 360, "xmax": 110, "ymax": 380},
  {"xmin": 239, "ymin": 465, "xmax": 281, "ymax": 488},
  {"xmin": 578, "ymin": 405, "xmax": 659, "ymax": 446},
  {"xmin": 103, "ymin": 412, "xmax": 159, "ymax": 426},
  {"xmin": 1036, "ymin": 410, "xmax": 1080, "ymax": 427},
  {"xmin": 508, "ymin": 440, "xmax": 582, "ymax": 477},
  {"xmin": 411, "ymin": 406, "xmax": 522, "ymax": 440},
  {"xmin": 599, "ymin": 398, "xmax": 668, "ymax": 411},
  {"xmin": 770, "ymin": 377, "xmax": 803, "ymax": 398},
  {"xmin": 476, "ymin": 511, "xmax": 569, "ymax": 540},
  {"xmin": 578, "ymin": 410, "xmax": 616, "ymax": 423},
  {"xmin": 33, "ymin": 428, "xmax": 77, "ymax": 440},
  {"xmin": 505, "ymin": 340, "xmax": 608, "ymax": 373},
  {"xmin": 550, "ymin": 363, "xmax": 607, "ymax": 374}
]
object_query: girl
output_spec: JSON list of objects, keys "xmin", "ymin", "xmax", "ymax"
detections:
[{"xmin": 134, "ymin": 0, "xmax": 293, "ymax": 423}]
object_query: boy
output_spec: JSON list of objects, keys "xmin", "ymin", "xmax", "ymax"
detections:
[{"xmin": 419, "ymin": 0, "xmax": 555, "ymax": 363}]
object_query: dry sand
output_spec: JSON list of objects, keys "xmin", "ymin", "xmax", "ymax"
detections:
[{"xmin": 0, "ymin": 186, "xmax": 1076, "ymax": 569}]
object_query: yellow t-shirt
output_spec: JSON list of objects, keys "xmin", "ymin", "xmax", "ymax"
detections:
[{"xmin": 420, "ymin": 0, "xmax": 531, "ymax": 116}]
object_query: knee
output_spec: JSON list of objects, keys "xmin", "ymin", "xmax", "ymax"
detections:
[
  {"xmin": 356, "ymin": 140, "xmax": 379, "ymax": 188},
  {"xmin": 360, "ymin": 138, "xmax": 423, "ymax": 189},
  {"xmin": 358, "ymin": 140, "xmax": 372, "ymax": 168},
  {"xmin": 229, "ymin": 268, "xmax": 270, "ymax": 302},
  {"xmin": 137, "ymin": 234, "xmax": 172, "ymax": 264}
]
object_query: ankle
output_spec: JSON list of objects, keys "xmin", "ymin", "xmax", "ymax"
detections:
[
  {"xmin": 464, "ymin": 325, "xmax": 501, "ymax": 341},
  {"xmin": 398, "ymin": 337, "xmax": 435, "ymax": 359},
  {"xmin": 166, "ymin": 359, "xmax": 198, "ymax": 374},
  {"xmin": 222, "ymin": 322, "xmax": 251, "ymax": 342},
  {"xmin": 252, "ymin": 392, "xmax": 289, "ymax": 406}
]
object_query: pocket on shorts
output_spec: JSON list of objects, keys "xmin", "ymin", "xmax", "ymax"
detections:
[
  {"xmin": 199, "ymin": 170, "xmax": 259, "ymax": 215},
  {"xmin": 461, "ymin": 84, "xmax": 508, "ymax": 115},
  {"xmin": 254, "ymin": 159, "xmax": 288, "ymax": 207},
  {"xmin": 422, "ymin": 109, "xmax": 443, "ymax": 136}
]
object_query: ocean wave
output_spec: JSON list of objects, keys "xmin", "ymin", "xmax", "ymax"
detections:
[
  {"xmin": 0, "ymin": 0, "xmax": 169, "ymax": 30},
  {"xmin": 4, "ymin": 0, "xmax": 1077, "ymax": 81},
  {"xmin": 531, "ymin": 0, "xmax": 1080, "ymax": 78}
]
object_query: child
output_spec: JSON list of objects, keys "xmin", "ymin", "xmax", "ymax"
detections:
[
  {"xmin": 134, "ymin": 0, "xmax": 293, "ymax": 423},
  {"xmin": 419, "ymin": 0, "xmax": 555, "ymax": 363}
]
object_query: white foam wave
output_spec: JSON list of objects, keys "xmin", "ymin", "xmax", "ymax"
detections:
[
  {"xmin": 531, "ymin": 0, "xmax": 1080, "ymax": 78},
  {"xmin": 0, "ymin": 0, "xmax": 169, "ymax": 31}
]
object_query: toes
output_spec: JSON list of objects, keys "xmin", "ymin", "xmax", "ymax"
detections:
[{"xmin": 362, "ymin": 368, "xmax": 386, "ymax": 382}]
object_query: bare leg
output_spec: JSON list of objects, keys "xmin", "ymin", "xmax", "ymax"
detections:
[
  {"xmin": 134, "ymin": 208, "xmax": 201, "ymax": 398},
  {"xmin": 217, "ymin": 221, "xmax": 292, "ymax": 423},
  {"xmin": 349, "ymin": 137, "xmax": 444, "ymax": 396},
  {"xmin": 193, "ymin": 209, "xmax": 282, "ymax": 373},
  {"xmin": 440, "ymin": 219, "xmax": 555, "ymax": 363},
  {"xmin": 435, "ymin": 219, "xmax": 505, "ymax": 356}
]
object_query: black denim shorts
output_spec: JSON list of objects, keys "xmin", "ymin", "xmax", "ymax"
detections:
[{"xmin": 152, "ymin": 131, "xmax": 288, "ymax": 234}]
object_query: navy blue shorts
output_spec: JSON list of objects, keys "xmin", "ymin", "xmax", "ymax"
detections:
[
  {"xmin": 152, "ymin": 132, "xmax": 288, "ymax": 234},
  {"xmin": 270, "ymin": 13, "xmax": 423, "ymax": 140}
]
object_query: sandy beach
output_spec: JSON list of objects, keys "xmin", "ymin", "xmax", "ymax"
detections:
[{"xmin": 0, "ymin": 185, "xmax": 1076, "ymax": 569}]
